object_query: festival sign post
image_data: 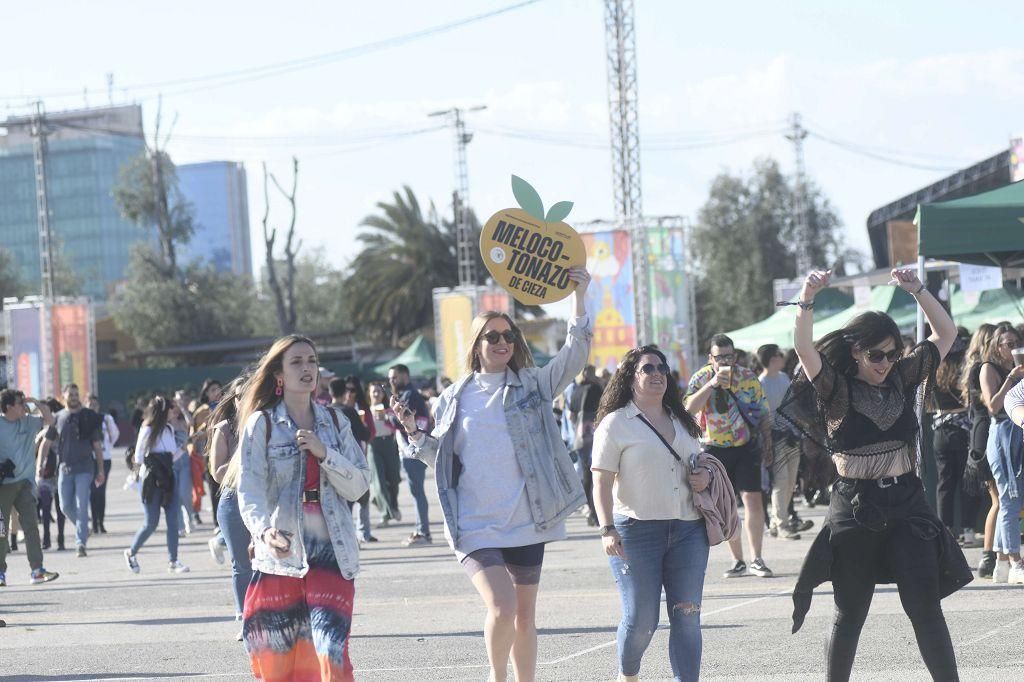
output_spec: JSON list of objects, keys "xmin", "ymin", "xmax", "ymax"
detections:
[{"xmin": 480, "ymin": 176, "xmax": 587, "ymax": 305}]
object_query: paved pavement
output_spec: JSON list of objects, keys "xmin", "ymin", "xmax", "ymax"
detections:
[{"xmin": 2, "ymin": 461, "xmax": 1023, "ymax": 681}]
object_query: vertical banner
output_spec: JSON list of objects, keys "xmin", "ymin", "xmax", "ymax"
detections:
[
  {"xmin": 1011, "ymin": 137, "xmax": 1024, "ymax": 183},
  {"xmin": 51, "ymin": 302, "xmax": 92, "ymax": 397},
  {"xmin": 647, "ymin": 226, "xmax": 691, "ymax": 378},
  {"xmin": 581, "ymin": 230, "xmax": 636, "ymax": 372},
  {"xmin": 8, "ymin": 306, "xmax": 44, "ymax": 397},
  {"xmin": 435, "ymin": 292, "xmax": 475, "ymax": 382}
]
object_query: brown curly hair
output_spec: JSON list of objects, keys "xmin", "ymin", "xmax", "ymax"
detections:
[{"xmin": 595, "ymin": 345, "xmax": 702, "ymax": 439}]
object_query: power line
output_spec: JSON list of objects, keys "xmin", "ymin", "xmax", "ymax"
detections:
[
  {"xmin": 0, "ymin": 0, "xmax": 543, "ymax": 103},
  {"xmin": 805, "ymin": 129, "xmax": 964, "ymax": 172}
]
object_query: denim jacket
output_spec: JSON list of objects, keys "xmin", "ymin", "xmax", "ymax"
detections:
[
  {"xmin": 403, "ymin": 316, "xmax": 591, "ymax": 550},
  {"xmin": 238, "ymin": 401, "xmax": 370, "ymax": 579}
]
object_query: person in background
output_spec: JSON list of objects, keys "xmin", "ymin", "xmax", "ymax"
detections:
[
  {"xmin": 961, "ymin": 323, "xmax": 999, "ymax": 577},
  {"xmin": 592, "ymin": 346, "xmax": 710, "ymax": 682},
  {"xmin": 237, "ymin": 335, "xmax": 369, "ymax": 680},
  {"xmin": 757, "ymin": 344, "xmax": 811, "ymax": 541},
  {"xmin": 167, "ymin": 393, "xmax": 196, "ymax": 535},
  {"xmin": 0, "ymin": 389, "xmax": 59, "ymax": 587},
  {"xmin": 35, "ymin": 398, "xmax": 66, "ymax": 551},
  {"xmin": 395, "ymin": 266, "xmax": 591, "ymax": 682},
  {"xmin": 367, "ymin": 383, "xmax": 402, "ymax": 527},
  {"xmin": 189, "ymin": 379, "xmax": 223, "ymax": 529},
  {"xmin": 87, "ymin": 395, "xmax": 119, "ymax": 535},
  {"xmin": 928, "ymin": 336, "xmax": 979, "ymax": 547},
  {"xmin": 208, "ymin": 377, "xmax": 251, "ymax": 638},
  {"xmin": 53, "ymin": 383, "xmax": 106, "ymax": 558},
  {"xmin": 1003, "ymin": 378, "xmax": 1024, "ymax": 583},
  {"xmin": 124, "ymin": 395, "xmax": 189, "ymax": 574},
  {"xmin": 315, "ymin": 366, "xmax": 337, "ymax": 406},
  {"xmin": 685, "ymin": 334, "xmax": 774, "ymax": 579},
  {"xmin": 330, "ymin": 376, "xmax": 377, "ymax": 544},
  {"xmin": 978, "ymin": 322, "xmax": 1024, "ymax": 583},
  {"xmin": 389, "ymin": 363, "xmax": 434, "ymax": 547},
  {"xmin": 569, "ymin": 365, "xmax": 603, "ymax": 526}
]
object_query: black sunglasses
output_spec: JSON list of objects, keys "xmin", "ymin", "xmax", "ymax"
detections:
[
  {"xmin": 638, "ymin": 362, "xmax": 670, "ymax": 376},
  {"xmin": 711, "ymin": 353, "xmax": 735, "ymax": 363},
  {"xmin": 863, "ymin": 348, "xmax": 901, "ymax": 364},
  {"xmin": 482, "ymin": 330, "xmax": 517, "ymax": 345}
]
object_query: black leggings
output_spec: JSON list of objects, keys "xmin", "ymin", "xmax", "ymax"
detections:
[
  {"xmin": 932, "ymin": 425, "xmax": 979, "ymax": 532},
  {"xmin": 829, "ymin": 525, "xmax": 958, "ymax": 681}
]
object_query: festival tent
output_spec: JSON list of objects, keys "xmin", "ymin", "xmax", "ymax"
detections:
[
  {"xmin": 916, "ymin": 179, "xmax": 1024, "ymax": 268},
  {"xmin": 724, "ymin": 288, "xmax": 852, "ymax": 350},
  {"xmin": 373, "ymin": 335, "xmax": 437, "ymax": 376},
  {"xmin": 950, "ymin": 286, "xmax": 1024, "ymax": 328}
]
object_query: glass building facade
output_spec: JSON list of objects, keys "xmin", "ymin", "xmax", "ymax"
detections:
[
  {"xmin": 0, "ymin": 105, "xmax": 148, "ymax": 302},
  {"xmin": 177, "ymin": 161, "xmax": 252, "ymax": 277}
]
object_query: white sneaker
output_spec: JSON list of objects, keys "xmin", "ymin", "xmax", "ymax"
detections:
[
  {"xmin": 168, "ymin": 560, "xmax": 190, "ymax": 574},
  {"xmin": 993, "ymin": 560, "xmax": 1010, "ymax": 584},
  {"xmin": 960, "ymin": 530, "xmax": 979, "ymax": 548},
  {"xmin": 124, "ymin": 550, "xmax": 140, "ymax": 574},
  {"xmin": 1008, "ymin": 560, "xmax": 1024, "ymax": 585},
  {"xmin": 208, "ymin": 537, "xmax": 226, "ymax": 565}
]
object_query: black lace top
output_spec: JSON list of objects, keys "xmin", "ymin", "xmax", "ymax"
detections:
[{"xmin": 777, "ymin": 341, "xmax": 940, "ymax": 479}]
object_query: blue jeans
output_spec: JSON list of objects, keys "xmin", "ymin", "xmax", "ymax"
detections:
[
  {"xmin": 988, "ymin": 423, "xmax": 1024, "ymax": 555},
  {"xmin": 58, "ymin": 469, "xmax": 94, "ymax": 548},
  {"xmin": 129, "ymin": 486, "xmax": 180, "ymax": 562},
  {"xmin": 402, "ymin": 457, "xmax": 431, "ymax": 537},
  {"xmin": 217, "ymin": 488, "xmax": 252, "ymax": 616},
  {"xmin": 173, "ymin": 455, "xmax": 193, "ymax": 528},
  {"xmin": 609, "ymin": 515, "xmax": 710, "ymax": 682}
]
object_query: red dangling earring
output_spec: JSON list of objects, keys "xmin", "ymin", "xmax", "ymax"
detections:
[{"xmin": 275, "ymin": 378, "xmax": 284, "ymax": 396}]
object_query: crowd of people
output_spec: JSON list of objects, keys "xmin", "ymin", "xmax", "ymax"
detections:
[{"xmin": 2, "ymin": 263, "xmax": 1023, "ymax": 681}]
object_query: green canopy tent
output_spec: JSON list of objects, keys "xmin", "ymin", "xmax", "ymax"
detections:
[
  {"xmin": 724, "ymin": 288, "xmax": 852, "ymax": 350},
  {"xmin": 373, "ymin": 335, "xmax": 437, "ymax": 377},
  {"xmin": 916, "ymin": 179, "xmax": 1024, "ymax": 268}
]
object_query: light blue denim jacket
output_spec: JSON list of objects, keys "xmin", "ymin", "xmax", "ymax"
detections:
[
  {"xmin": 403, "ymin": 316, "xmax": 591, "ymax": 550},
  {"xmin": 237, "ymin": 401, "xmax": 370, "ymax": 579}
]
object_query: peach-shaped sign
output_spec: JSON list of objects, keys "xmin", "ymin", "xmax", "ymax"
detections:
[{"xmin": 479, "ymin": 176, "xmax": 587, "ymax": 305}]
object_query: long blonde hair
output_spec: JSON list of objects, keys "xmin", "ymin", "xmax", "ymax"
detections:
[
  {"xmin": 462, "ymin": 311, "xmax": 535, "ymax": 375},
  {"xmin": 238, "ymin": 334, "xmax": 318, "ymax": 436},
  {"xmin": 960, "ymin": 323, "xmax": 995, "ymax": 403}
]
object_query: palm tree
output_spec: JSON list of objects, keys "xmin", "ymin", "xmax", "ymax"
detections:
[{"xmin": 345, "ymin": 187, "xmax": 463, "ymax": 345}]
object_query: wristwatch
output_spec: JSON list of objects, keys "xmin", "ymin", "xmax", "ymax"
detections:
[{"xmin": 599, "ymin": 524, "xmax": 617, "ymax": 537}]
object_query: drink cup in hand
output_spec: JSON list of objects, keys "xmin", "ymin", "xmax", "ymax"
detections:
[
  {"xmin": 719, "ymin": 365, "xmax": 733, "ymax": 390},
  {"xmin": 1013, "ymin": 348, "xmax": 1024, "ymax": 368}
]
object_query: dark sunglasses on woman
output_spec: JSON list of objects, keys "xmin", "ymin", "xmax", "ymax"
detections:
[
  {"xmin": 638, "ymin": 362, "xmax": 670, "ymax": 376},
  {"xmin": 482, "ymin": 330, "xmax": 517, "ymax": 345},
  {"xmin": 863, "ymin": 348, "xmax": 901, "ymax": 364}
]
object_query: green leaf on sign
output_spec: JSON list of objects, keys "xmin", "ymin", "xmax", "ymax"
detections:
[
  {"xmin": 545, "ymin": 201, "xmax": 573, "ymax": 223},
  {"xmin": 511, "ymin": 175, "xmax": 544, "ymax": 222}
]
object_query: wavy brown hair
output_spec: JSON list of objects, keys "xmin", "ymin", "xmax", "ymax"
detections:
[
  {"xmin": 463, "ymin": 311, "xmax": 535, "ymax": 375},
  {"xmin": 595, "ymin": 345, "xmax": 701, "ymax": 439},
  {"xmin": 142, "ymin": 396, "xmax": 172, "ymax": 450},
  {"xmin": 238, "ymin": 334, "xmax": 318, "ymax": 432},
  {"xmin": 960, "ymin": 323, "xmax": 995, "ymax": 403},
  {"xmin": 203, "ymin": 374, "xmax": 250, "ymax": 460}
]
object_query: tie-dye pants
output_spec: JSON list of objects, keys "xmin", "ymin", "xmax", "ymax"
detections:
[{"xmin": 242, "ymin": 503, "xmax": 355, "ymax": 681}]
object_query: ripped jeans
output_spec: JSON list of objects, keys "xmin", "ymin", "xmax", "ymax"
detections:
[{"xmin": 610, "ymin": 515, "xmax": 710, "ymax": 681}]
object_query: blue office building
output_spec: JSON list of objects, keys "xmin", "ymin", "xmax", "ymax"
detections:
[
  {"xmin": 177, "ymin": 161, "xmax": 252, "ymax": 277},
  {"xmin": 0, "ymin": 105, "xmax": 149, "ymax": 302}
]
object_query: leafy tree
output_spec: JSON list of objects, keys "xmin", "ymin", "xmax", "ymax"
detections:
[
  {"xmin": 691, "ymin": 158, "xmax": 859, "ymax": 345},
  {"xmin": 252, "ymin": 252, "xmax": 350, "ymax": 336},
  {"xmin": 0, "ymin": 248, "xmax": 26, "ymax": 300}
]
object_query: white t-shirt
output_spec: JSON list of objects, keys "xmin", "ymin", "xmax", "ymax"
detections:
[
  {"xmin": 591, "ymin": 402, "xmax": 702, "ymax": 521},
  {"xmin": 452, "ymin": 371, "xmax": 565, "ymax": 555},
  {"xmin": 134, "ymin": 424, "xmax": 180, "ymax": 465}
]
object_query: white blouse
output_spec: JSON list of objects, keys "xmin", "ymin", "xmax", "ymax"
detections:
[
  {"xmin": 591, "ymin": 402, "xmax": 702, "ymax": 521},
  {"xmin": 134, "ymin": 424, "xmax": 180, "ymax": 465}
]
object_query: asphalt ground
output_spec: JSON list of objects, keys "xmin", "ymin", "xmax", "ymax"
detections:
[{"xmin": 1, "ymin": 459, "xmax": 1022, "ymax": 681}]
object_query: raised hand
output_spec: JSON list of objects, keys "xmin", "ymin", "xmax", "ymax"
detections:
[
  {"xmin": 800, "ymin": 269, "xmax": 832, "ymax": 300},
  {"xmin": 889, "ymin": 268, "xmax": 923, "ymax": 293}
]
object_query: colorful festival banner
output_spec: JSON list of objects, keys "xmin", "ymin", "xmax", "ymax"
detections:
[
  {"xmin": 51, "ymin": 302, "xmax": 92, "ymax": 397},
  {"xmin": 9, "ymin": 306, "xmax": 43, "ymax": 397},
  {"xmin": 435, "ymin": 291, "xmax": 475, "ymax": 382},
  {"xmin": 581, "ymin": 230, "xmax": 636, "ymax": 372},
  {"xmin": 647, "ymin": 226, "xmax": 692, "ymax": 378}
]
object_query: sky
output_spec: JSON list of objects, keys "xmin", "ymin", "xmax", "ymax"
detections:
[{"xmin": 2, "ymin": 0, "xmax": 1021, "ymax": 318}]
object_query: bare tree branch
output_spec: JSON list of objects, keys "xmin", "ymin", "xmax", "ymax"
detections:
[
  {"xmin": 268, "ymin": 156, "xmax": 300, "ymax": 333},
  {"xmin": 262, "ymin": 161, "xmax": 290, "ymax": 333}
]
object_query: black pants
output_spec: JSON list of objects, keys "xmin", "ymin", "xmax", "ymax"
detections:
[
  {"xmin": 205, "ymin": 471, "xmax": 221, "ymax": 527},
  {"xmin": 90, "ymin": 460, "xmax": 113, "ymax": 528},
  {"xmin": 37, "ymin": 483, "xmax": 66, "ymax": 546},
  {"xmin": 829, "ymin": 525, "xmax": 958, "ymax": 681},
  {"xmin": 933, "ymin": 424, "xmax": 979, "ymax": 533}
]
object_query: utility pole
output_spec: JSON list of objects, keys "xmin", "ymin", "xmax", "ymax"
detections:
[
  {"xmin": 605, "ymin": 0, "xmax": 649, "ymax": 343},
  {"xmin": 786, "ymin": 112, "xmax": 811, "ymax": 273},
  {"xmin": 30, "ymin": 100, "xmax": 56, "ymax": 300},
  {"xmin": 429, "ymin": 105, "xmax": 486, "ymax": 288}
]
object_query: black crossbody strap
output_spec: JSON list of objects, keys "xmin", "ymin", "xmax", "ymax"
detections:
[
  {"xmin": 636, "ymin": 414, "xmax": 682, "ymax": 462},
  {"xmin": 724, "ymin": 389, "xmax": 759, "ymax": 431}
]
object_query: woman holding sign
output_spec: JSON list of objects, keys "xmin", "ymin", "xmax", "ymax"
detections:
[{"xmin": 394, "ymin": 266, "xmax": 591, "ymax": 682}]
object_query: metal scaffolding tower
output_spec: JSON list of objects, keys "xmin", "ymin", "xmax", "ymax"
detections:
[
  {"xmin": 30, "ymin": 101, "xmax": 57, "ymax": 301},
  {"xmin": 786, "ymin": 112, "xmax": 811, "ymax": 273},
  {"xmin": 604, "ymin": 0, "xmax": 649, "ymax": 343},
  {"xmin": 430, "ymin": 105, "xmax": 486, "ymax": 287}
]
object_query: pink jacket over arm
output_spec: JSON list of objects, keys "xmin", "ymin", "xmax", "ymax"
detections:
[{"xmin": 691, "ymin": 452, "xmax": 739, "ymax": 546}]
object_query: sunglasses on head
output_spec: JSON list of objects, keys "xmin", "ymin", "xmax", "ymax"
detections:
[
  {"xmin": 482, "ymin": 330, "xmax": 516, "ymax": 345},
  {"xmin": 638, "ymin": 362, "xmax": 670, "ymax": 376},
  {"xmin": 863, "ymin": 348, "xmax": 901, "ymax": 364}
]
